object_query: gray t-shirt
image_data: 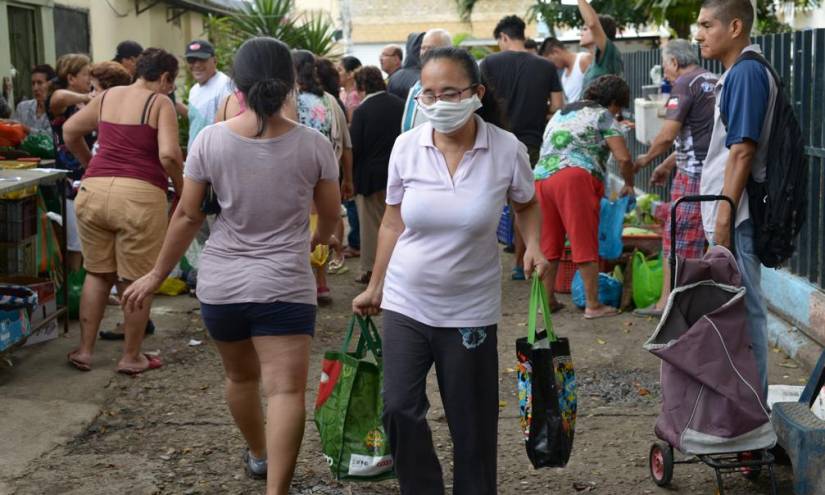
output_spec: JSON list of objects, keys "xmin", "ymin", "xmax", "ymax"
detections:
[{"xmin": 184, "ymin": 122, "xmax": 339, "ymax": 305}]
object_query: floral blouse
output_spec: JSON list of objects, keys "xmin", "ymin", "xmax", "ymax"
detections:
[
  {"xmin": 297, "ymin": 92, "xmax": 332, "ymax": 140},
  {"xmin": 533, "ymin": 102, "xmax": 623, "ymax": 182}
]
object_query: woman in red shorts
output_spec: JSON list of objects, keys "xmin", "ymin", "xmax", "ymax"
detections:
[{"xmin": 534, "ymin": 75, "xmax": 635, "ymax": 319}]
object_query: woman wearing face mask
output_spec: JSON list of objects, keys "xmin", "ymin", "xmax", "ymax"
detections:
[
  {"xmin": 13, "ymin": 64, "xmax": 56, "ymax": 135},
  {"xmin": 62, "ymin": 48, "xmax": 183, "ymax": 374},
  {"xmin": 352, "ymin": 47, "xmax": 546, "ymax": 495}
]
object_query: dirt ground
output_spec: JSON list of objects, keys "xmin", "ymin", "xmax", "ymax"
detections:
[{"xmin": 6, "ymin": 251, "xmax": 808, "ymax": 495}]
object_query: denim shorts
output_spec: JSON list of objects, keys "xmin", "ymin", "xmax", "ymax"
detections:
[{"xmin": 200, "ymin": 301, "xmax": 317, "ymax": 342}]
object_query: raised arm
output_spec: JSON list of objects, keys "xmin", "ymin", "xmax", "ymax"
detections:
[
  {"xmin": 62, "ymin": 94, "xmax": 101, "ymax": 168},
  {"xmin": 578, "ymin": 0, "xmax": 608, "ymax": 54},
  {"xmin": 49, "ymin": 89, "xmax": 91, "ymax": 117}
]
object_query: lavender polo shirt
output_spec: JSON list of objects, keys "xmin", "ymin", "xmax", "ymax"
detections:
[{"xmin": 382, "ymin": 116, "xmax": 535, "ymax": 327}]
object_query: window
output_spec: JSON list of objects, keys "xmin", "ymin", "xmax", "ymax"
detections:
[{"xmin": 53, "ymin": 5, "xmax": 90, "ymax": 57}]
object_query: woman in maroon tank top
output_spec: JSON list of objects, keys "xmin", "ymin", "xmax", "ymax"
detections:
[{"xmin": 63, "ymin": 48, "xmax": 183, "ymax": 374}]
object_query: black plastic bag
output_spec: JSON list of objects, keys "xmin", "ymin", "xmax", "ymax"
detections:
[{"xmin": 516, "ymin": 274, "xmax": 577, "ymax": 468}]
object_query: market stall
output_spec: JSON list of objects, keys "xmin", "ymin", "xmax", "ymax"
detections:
[{"xmin": 0, "ymin": 166, "xmax": 69, "ymax": 356}]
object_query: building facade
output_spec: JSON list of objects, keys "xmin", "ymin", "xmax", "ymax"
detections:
[{"xmin": 1, "ymin": 0, "xmax": 236, "ymax": 105}]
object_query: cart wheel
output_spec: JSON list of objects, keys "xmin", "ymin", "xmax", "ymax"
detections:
[
  {"xmin": 649, "ymin": 442, "xmax": 674, "ymax": 486},
  {"xmin": 738, "ymin": 450, "xmax": 762, "ymax": 480}
]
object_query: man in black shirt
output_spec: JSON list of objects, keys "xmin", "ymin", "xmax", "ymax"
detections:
[
  {"xmin": 481, "ymin": 15, "xmax": 563, "ymax": 163},
  {"xmin": 481, "ymin": 15, "xmax": 563, "ymax": 280}
]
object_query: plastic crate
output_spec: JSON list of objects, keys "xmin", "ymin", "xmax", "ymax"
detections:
[
  {"xmin": 0, "ymin": 196, "xmax": 38, "ymax": 242},
  {"xmin": 497, "ymin": 205, "xmax": 515, "ymax": 247},
  {"xmin": 555, "ymin": 248, "xmax": 576, "ymax": 293},
  {"xmin": 0, "ymin": 237, "xmax": 37, "ymax": 277}
]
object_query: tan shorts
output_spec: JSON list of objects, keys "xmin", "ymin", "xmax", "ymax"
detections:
[{"xmin": 75, "ymin": 177, "xmax": 167, "ymax": 280}]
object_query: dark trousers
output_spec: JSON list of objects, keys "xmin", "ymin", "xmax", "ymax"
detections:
[
  {"xmin": 382, "ymin": 310, "xmax": 499, "ymax": 495},
  {"xmin": 344, "ymin": 199, "xmax": 360, "ymax": 249}
]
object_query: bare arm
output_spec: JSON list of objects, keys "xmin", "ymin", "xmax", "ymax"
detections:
[
  {"xmin": 578, "ymin": 0, "xmax": 608, "ymax": 54},
  {"xmin": 635, "ymin": 119, "xmax": 682, "ymax": 170},
  {"xmin": 62, "ymin": 95, "xmax": 101, "ymax": 168},
  {"xmin": 175, "ymin": 101, "xmax": 188, "ymax": 118},
  {"xmin": 340, "ymin": 147, "xmax": 354, "ymax": 200},
  {"xmin": 121, "ymin": 178, "xmax": 207, "ymax": 311},
  {"xmin": 156, "ymin": 96, "xmax": 184, "ymax": 195},
  {"xmin": 313, "ymin": 179, "xmax": 342, "ymax": 247},
  {"xmin": 353, "ymin": 204, "xmax": 405, "ymax": 315},
  {"xmin": 650, "ymin": 152, "xmax": 677, "ymax": 186},
  {"xmin": 714, "ymin": 141, "xmax": 756, "ymax": 248},
  {"xmin": 549, "ymin": 91, "xmax": 564, "ymax": 116},
  {"xmin": 512, "ymin": 197, "xmax": 547, "ymax": 277},
  {"xmin": 605, "ymin": 135, "xmax": 635, "ymax": 194},
  {"xmin": 50, "ymin": 89, "xmax": 91, "ymax": 117}
]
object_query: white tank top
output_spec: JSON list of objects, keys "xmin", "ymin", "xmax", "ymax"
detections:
[{"xmin": 561, "ymin": 52, "xmax": 586, "ymax": 103}]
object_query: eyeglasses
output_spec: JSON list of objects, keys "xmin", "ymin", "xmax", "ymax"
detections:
[{"xmin": 415, "ymin": 85, "xmax": 477, "ymax": 106}]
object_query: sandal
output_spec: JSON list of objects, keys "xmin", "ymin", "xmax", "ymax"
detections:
[
  {"xmin": 354, "ymin": 271, "xmax": 371, "ymax": 284},
  {"xmin": 317, "ymin": 286, "xmax": 332, "ymax": 304},
  {"xmin": 67, "ymin": 351, "xmax": 91, "ymax": 372},
  {"xmin": 584, "ymin": 306, "xmax": 620, "ymax": 320},
  {"xmin": 117, "ymin": 354, "xmax": 163, "ymax": 376},
  {"xmin": 244, "ymin": 450, "xmax": 267, "ymax": 480},
  {"xmin": 327, "ymin": 257, "xmax": 348, "ymax": 275},
  {"xmin": 342, "ymin": 246, "xmax": 360, "ymax": 258},
  {"xmin": 633, "ymin": 305, "xmax": 663, "ymax": 318},
  {"xmin": 511, "ymin": 266, "xmax": 526, "ymax": 281}
]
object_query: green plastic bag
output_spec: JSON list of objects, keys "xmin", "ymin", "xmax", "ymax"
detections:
[
  {"xmin": 632, "ymin": 250, "xmax": 663, "ymax": 309},
  {"xmin": 56, "ymin": 268, "xmax": 85, "ymax": 320},
  {"xmin": 20, "ymin": 133, "xmax": 55, "ymax": 159},
  {"xmin": 314, "ymin": 315, "xmax": 394, "ymax": 481}
]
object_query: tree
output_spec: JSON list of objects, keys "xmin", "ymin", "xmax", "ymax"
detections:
[
  {"xmin": 203, "ymin": 0, "xmax": 340, "ymax": 69},
  {"xmin": 461, "ymin": 0, "xmax": 818, "ymax": 39}
]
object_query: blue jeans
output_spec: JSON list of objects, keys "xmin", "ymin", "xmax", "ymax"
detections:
[
  {"xmin": 734, "ymin": 219, "xmax": 768, "ymax": 398},
  {"xmin": 345, "ymin": 200, "xmax": 360, "ymax": 249}
]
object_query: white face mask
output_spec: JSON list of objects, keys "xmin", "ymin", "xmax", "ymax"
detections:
[{"xmin": 418, "ymin": 94, "xmax": 483, "ymax": 134}]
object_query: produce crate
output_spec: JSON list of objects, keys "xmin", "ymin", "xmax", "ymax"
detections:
[
  {"xmin": 0, "ymin": 196, "xmax": 38, "ymax": 242},
  {"xmin": 0, "ymin": 237, "xmax": 37, "ymax": 276},
  {"xmin": 555, "ymin": 248, "xmax": 576, "ymax": 293}
]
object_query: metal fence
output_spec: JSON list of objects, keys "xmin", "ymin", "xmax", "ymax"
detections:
[{"xmin": 615, "ymin": 29, "xmax": 825, "ymax": 289}]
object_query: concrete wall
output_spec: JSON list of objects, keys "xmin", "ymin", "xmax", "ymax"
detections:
[
  {"xmin": 56, "ymin": 0, "xmax": 205, "ymax": 62},
  {"xmin": 342, "ymin": 0, "xmax": 536, "ymax": 44}
]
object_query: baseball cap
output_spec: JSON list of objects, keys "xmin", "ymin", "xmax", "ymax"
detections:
[
  {"xmin": 185, "ymin": 40, "xmax": 215, "ymax": 60},
  {"xmin": 114, "ymin": 40, "xmax": 143, "ymax": 61}
]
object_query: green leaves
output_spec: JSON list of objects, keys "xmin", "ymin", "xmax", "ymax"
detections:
[{"xmin": 202, "ymin": 0, "xmax": 340, "ymax": 74}]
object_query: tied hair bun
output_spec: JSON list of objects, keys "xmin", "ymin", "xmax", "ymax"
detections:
[{"xmin": 246, "ymin": 78, "xmax": 291, "ymax": 118}]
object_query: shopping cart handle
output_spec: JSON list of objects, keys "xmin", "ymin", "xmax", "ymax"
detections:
[{"xmin": 669, "ymin": 195, "xmax": 736, "ymax": 288}]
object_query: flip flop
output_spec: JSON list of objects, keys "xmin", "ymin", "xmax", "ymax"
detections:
[
  {"xmin": 583, "ymin": 307, "xmax": 620, "ymax": 320},
  {"xmin": 117, "ymin": 354, "xmax": 163, "ymax": 376},
  {"xmin": 67, "ymin": 351, "xmax": 91, "ymax": 372},
  {"xmin": 633, "ymin": 306, "xmax": 663, "ymax": 318}
]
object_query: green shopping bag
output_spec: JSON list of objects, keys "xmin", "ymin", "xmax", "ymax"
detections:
[
  {"xmin": 632, "ymin": 250, "xmax": 663, "ymax": 309},
  {"xmin": 314, "ymin": 315, "xmax": 394, "ymax": 481}
]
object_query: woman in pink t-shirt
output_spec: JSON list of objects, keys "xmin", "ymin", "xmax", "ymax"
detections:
[
  {"xmin": 123, "ymin": 38, "xmax": 340, "ymax": 492},
  {"xmin": 353, "ymin": 47, "xmax": 546, "ymax": 495}
]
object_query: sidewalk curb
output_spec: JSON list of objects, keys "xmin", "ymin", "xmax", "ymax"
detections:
[{"xmin": 768, "ymin": 310, "xmax": 821, "ymax": 373}]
